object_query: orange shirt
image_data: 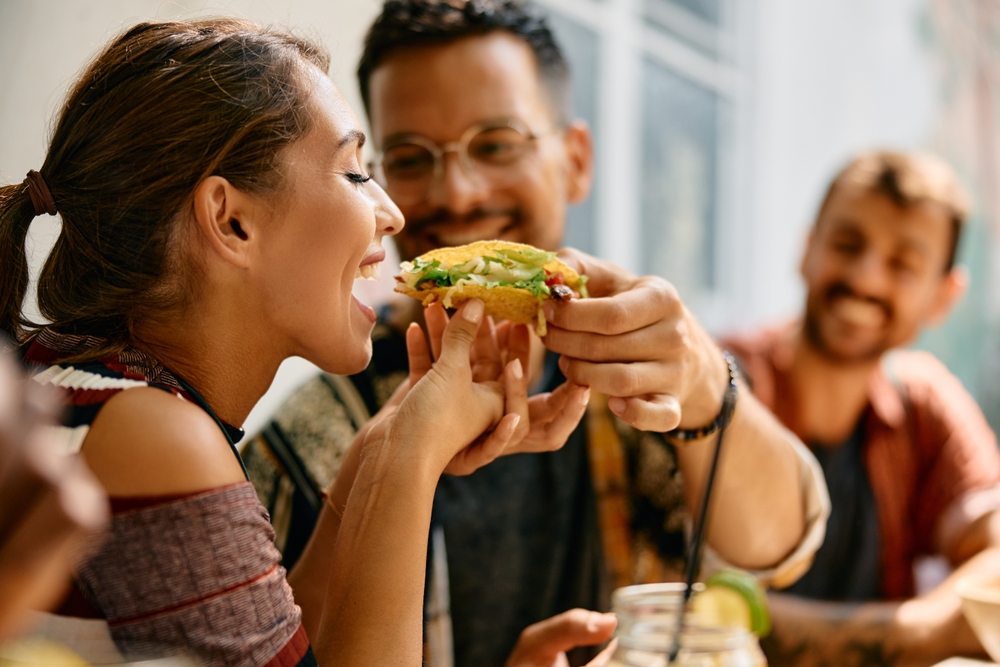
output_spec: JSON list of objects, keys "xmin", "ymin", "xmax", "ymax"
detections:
[{"xmin": 723, "ymin": 322, "xmax": 1000, "ymax": 599}]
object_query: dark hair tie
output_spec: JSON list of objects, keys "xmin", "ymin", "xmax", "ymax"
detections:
[{"xmin": 24, "ymin": 170, "xmax": 57, "ymax": 217}]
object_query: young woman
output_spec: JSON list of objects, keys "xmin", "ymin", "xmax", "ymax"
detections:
[{"xmin": 0, "ymin": 19, "xmax": 589, "ymax": 666}]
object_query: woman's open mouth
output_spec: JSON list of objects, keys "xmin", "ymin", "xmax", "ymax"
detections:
[
  {"xmin": 355, "ymin": 263, "xmax": 381, "ymax": 280},
  {"xmin": 353, "ymin": 294, "xmax": 377, "ymax": 323},
  {"xmin": 356, "ymin": 245, "xmax": 386, "ymax": 281},
  {"xmin": 353, "ymin": 245, "xmax": 385, "ymax": 324}
]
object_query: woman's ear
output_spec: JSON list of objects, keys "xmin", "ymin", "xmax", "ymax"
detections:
[
  {"xmin": 927, "ymin": 265, "xmax": 968, "ymax": 326},
  {"xmin": 191, "ymin": 176, "xmax": 256, "ymax": 269},
  {"xmin": 562, "ymin": 121, "xmax": 594, "ymax": 206}
]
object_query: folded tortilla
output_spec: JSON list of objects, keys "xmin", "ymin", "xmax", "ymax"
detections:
[{"xmin": 394, "ymin": 240, "xmax": 587, "ymax": 335}]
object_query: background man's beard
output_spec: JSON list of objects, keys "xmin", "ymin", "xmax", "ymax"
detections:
[
  {"xmin": 802, "ymin": 305, "xmax": 889, "ymax": 364},
  {"xmin": 396, "ymin": 206, "xmax": 523, "ymax": 261},
  {"xmin": 408, "ymin": 206, "xmax": 522, "ymax": 234}
]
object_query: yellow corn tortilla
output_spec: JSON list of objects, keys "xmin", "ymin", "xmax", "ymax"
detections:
[{"xmin": 395, "ymin": 240, "xmax": 584, "ymax": 335}]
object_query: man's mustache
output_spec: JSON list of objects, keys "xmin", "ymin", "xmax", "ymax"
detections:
[
  {"xmin": 824, "ymin": 282, "xmax": 893, "ymax": 321},
  {"xmin": 407, "ymin": 206, "xmax": 520, "ymax": 230}
]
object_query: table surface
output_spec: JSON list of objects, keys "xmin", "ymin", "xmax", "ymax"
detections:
[{"xmin": 932, "ymin": 659, "xmax": 998, "ymax": 667}]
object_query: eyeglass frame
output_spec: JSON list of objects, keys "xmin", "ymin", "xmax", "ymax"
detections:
[{"xmin": 369, "ymin": 117, "xmax": 564, "ymax": 203}]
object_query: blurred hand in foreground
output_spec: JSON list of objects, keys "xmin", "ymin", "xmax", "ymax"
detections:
[{"xmin": 0, "ymin": 351, "xmax": 109, "ymax": 640}]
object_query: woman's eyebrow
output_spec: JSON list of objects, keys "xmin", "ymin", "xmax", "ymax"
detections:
[{"xmin": 338, "ymin": 129, "xmax": 366, "ymax": 151}]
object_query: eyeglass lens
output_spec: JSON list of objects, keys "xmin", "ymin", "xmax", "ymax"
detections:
[{"xmin": 379, "ymin": 125, "xmax": 535, "ymax": 204}]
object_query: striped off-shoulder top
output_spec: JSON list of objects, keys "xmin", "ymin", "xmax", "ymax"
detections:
[{"xmin": 22, "ymin": 328, "xmax": 316, "ymax": 667}]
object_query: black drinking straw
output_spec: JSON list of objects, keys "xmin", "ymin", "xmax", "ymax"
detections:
[{"xmin": 668, "ymin": 384, "xmax": 739, "ymax": 664}]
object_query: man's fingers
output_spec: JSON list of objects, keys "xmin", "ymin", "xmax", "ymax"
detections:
[
  {"xmin": 436, "ymin": 300, "xmax": 485, "ymax": 373},
  {"xmin": 425, "ymin": 302, "xmax": 450, "ymax": 361},
  {"xmin": 607, "ymin": 394, "xmax": 682, "ymax": 432},
  {"xmin": 558, "ymin": 357, "xmax": 680, "ymax": 399},
  {"xmin": 513, "ymin": 609, "xmax": 618, "ymax": 661},
  {"xmin": 406, "ymin": 322, "xmax": 433, "ymax": 383},
  {"xmin": 556, "ymin": 247, "xmax": 636, "ymax": 297},
  {"xmin": 543, "ymin": 278, "xmax": 679, "ymax": 336},
  {"xmin": 544, "ymin": 321, "xmax": 684, "ymax": 363}
]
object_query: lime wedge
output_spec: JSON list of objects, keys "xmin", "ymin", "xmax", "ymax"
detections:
[{"xmin": 692, "ymin": 569, "xmax": 771, "ymax": 636}]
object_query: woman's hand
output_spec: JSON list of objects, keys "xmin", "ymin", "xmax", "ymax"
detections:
[
  {"xmin": 421, "ymin": 303, "xmax": 590, "ymax": 465},
  {"xmin": 364, "ymin": 299, "xmax": 521, "ymax": 477}
]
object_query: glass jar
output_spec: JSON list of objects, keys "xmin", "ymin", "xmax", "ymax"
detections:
[{"xmin": 609, "ymin": 583, "xmax": 767, "ymax": 667}]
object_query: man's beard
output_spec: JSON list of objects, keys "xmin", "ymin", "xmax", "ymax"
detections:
[
  {"xmin": 397, "ymin": 205, "xmax": 522, "ymax": 260},
  {"xmin": 803, "ymin": 282, "xmax": 893, "ymax": 364}
]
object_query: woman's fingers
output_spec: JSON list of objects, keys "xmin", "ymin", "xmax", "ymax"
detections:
[
  {"xmin": 435, "ymin": 300, "xmax": 485, "ymax": 374},
  {"xmin": 472, "ymin": 316, "xmax": 503, "ymax": 382},
  {"xmin": 502, "ymin": 359, "xmax": 531, "ymax": 444},
  {"xmin": 444, "ymin": 412, "xmax": 520, "ymax": 476},
  {"xmin": 497, "ymin": 383, "xmax": 590, "ymax": 455},
  {"xmin": 424, "ymin": 303, "xmax": 450, "ymax": 361},
  {"xmin": 406, "ymin": 322, "xmax": 433, "ymax": 384},
  {"xmin": 505, "ymin": 323, "xmax": 531, "ymax": 379},
  {"xmin": 494, "ymin": 321, "xmax": 513, "ymax": 366},
  {"xmin": 528, "ymin": 381, "xmax": 575, "ymax": 422},
  {"xmin": 527, "ymin": 386, "xmax": 589, "ymax": 453}
]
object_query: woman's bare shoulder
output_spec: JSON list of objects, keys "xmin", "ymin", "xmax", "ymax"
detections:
[{"xmin": 81, "ymin": 387, "xmax": 246, "ymax": 496}]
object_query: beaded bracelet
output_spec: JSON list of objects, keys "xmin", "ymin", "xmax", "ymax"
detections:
[{"xmin": 665, "ymin": 351, "xmax": 740, "ymax": 441}]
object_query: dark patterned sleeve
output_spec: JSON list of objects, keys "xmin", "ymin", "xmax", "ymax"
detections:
[{"xmin": 76, "ymin": 483, "xmax": 315, "ymax": 667}]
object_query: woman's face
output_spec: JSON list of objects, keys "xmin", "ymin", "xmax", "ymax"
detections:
[{"xmin": 253, "ymin": 67, "xmax": 404, "ymax": 374}]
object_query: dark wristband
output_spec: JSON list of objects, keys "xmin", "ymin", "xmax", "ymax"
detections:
[{"xmin": 665, "ymin": 351, "xmax": 740, "ymax": 441}]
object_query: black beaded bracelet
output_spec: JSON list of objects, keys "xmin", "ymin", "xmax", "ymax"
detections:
[{"xmin": 665, "ymin": 351, "xmax": 740, "ymax": 441}]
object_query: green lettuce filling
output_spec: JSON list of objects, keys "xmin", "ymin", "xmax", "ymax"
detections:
[{"xmin": 409, "ymin": 252, "xmax": 557, "ymax": 298}]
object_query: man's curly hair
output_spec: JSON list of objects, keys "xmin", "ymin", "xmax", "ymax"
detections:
[{"xmin": 358, "ymin": 0, "xmax": 570, "ymax": 124}]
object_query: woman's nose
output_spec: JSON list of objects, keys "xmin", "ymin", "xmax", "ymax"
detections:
[{"xmin": 374, "ymin": 182, "xmax": 405, "ymax": 236}]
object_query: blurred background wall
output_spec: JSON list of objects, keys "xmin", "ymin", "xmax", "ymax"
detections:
[{"xmin": 2, "ymin": 0, "xmax": 998, "ymax": 437}]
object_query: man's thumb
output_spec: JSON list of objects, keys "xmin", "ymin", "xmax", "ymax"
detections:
[{"xmin": 556, "ymin": 247, "xmax": 635, "ymax": 297}]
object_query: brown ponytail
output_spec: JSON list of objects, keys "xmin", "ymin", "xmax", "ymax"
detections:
[
  {"xmin": 0, "ymin": 182, "xmax": 37, "ymax": 342},
  {"xmin": 0, "ymin": 19, "xmax": 330, "ymax": 359}
]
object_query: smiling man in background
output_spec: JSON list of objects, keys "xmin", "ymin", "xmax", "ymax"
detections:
[
  {"xmin": 724, "ymin": 151, "xmax": 1000, "ymax": 666},
  {"xmin": 243, "ymin": 2, "xmax": 828, "ymax": 666}
]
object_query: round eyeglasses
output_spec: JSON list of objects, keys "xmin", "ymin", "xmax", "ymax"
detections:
[{"xmin": 371, "ymin": 118, "xmax": 561, "ymax": 206}]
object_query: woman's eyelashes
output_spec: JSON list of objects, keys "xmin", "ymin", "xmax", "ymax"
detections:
[{"xmin": 346, "ymin": 170, "xmax": 373, "ymax": 185}]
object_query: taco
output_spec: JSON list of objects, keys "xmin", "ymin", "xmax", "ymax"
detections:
[{"xmin": 394, "ymin": 240, "xmax": 588, "ymax": 336}]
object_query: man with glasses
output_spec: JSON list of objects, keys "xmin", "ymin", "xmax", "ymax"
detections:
[
  {"xmin": 374, "ymin": 118, "xmax": 560, "ymax": 216},
  {"xmin": 243, "ymin": 2, "xmax": 828, "ymax": 666}
]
